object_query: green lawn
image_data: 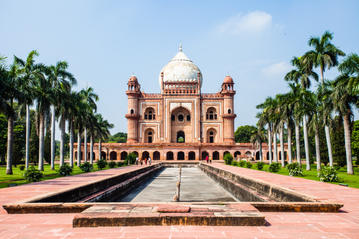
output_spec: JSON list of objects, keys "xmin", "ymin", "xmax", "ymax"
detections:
[
  {"xmin": 0, "ymin": 163, "xmax": 118, "ymax": 188},
  {"xmin": 231, "ymin": 162, "xmax": 359, "ymax": 189}
]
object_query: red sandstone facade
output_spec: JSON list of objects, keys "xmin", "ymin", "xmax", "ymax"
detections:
[{"xmin": 74, "ymin": 47, "xmax": 288, "ymax": 162}]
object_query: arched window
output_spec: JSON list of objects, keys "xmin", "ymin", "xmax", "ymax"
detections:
[
  {"xmin": 171, "ymin": 114, "xmax": 175, "ymax": 121},
  {"xmin": 144, "ymin": 107, "xmax": 155, "ymax": 120},
  {"xmin": 145, "ymin": 129, "xmax": 154, "ymax": 143},
  {"xmin": 228, "ymin": 109, "xmax": 232, "ymax": 114},
  {"xmin": 207, "ymin": 129, "xmax": 217, "ymax": 143},
  {"xmin": 130, "ymin": 109, "xmax": 134, "ymax": 114},
  {"xmin": 186, "ymin": 115, "xmax": 191, "ymax": 121},
  {"xmin": 206, "ymin": 107, "xmax": 217, "ymax": 120}
]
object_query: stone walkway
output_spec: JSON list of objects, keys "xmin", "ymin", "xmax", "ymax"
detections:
[{"xmin": 1, "ymin": 163, "xmax": 359, "ymax": 238}]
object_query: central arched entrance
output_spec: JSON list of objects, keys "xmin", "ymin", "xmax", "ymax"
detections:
[
  {"xmin": 171, "ymin": 106, "xmax": 191, "ymax": 143},
  {"xmin": 177, "ymin": 131, "xmax": 185, "ymax": 143}
]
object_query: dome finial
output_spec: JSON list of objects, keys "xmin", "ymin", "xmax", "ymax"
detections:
[{"xmin": 179, "ymin": 43, "xmax": 182, "ymax": 52}]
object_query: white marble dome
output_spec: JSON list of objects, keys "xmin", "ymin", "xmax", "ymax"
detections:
[{"xmin": 159, "ymin": 45, "xmax": 202, "ymax": 87}]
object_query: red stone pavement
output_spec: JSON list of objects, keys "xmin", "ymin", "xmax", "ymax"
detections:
[{"xmin": 0, "ymin": 163, "xmax": 359, "ymax": 238}]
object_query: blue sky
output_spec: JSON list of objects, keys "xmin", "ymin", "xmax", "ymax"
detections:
[{"xmin": 1, "ymin": 0, "xmax": 359, "ymax": 135}]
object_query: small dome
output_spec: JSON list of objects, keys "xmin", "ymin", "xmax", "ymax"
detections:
[
  {"xmin": 223, "ymin": 76, "xmax": 233, "ymax": 84},
  {"xmin": 129, "ymin": 75, "xmax": 138, "ymax": 82},
  {"xmin": 159, "ymin": 45, "xmax": 202, "ymax": 87}
]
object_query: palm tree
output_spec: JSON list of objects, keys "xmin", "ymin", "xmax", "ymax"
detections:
[
  {"xmin": 14, "ymin": 50, "xmax": 42, "ymax": 169},
  {"xmin": 307, "ymin": 90, "xmax": 322, "ymax": 171},
  {"xmin": 79, "ymin": 87, "xmax": 99, "ymax": 163},
  {"xmin": 33, "ymin": 66, "xmax": 53, "ymax": 171},
  {"xmin": 45, "ymin": 61, "xmax": 76, "ymax": 169},
  {"xmin": 0, "ymin": 59, "xmax": 23, "ymax": 174},
  {"xmin": 330, "ymin": 54, "xmax": 359, "ymax": 175},
  {"xmin": 285, "ymin": 57, "xmax": 318, "ymax": 170},
  {"xmin": 67, "ymin": 91, "xmax": 80, "ymax": 167},
  {"xmin": 256, "ymin": 97, "xmax": 276, "ymax": 163},
  {"xmin": 303, "ymin": 31, "xmax": 345, "ymax": 166},
  {"xmin": 277, "ymin": 92, "xmax": 295, "ymax": 166},
  {"xmin": 250, "ymin": 127, "xmax": 265, "ymax": 162},
  {"xmin": 94, "ymin": 114, "xmax": 113, "ymax": 160}
]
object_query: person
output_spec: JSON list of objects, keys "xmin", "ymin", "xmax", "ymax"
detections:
[
  {"xmin": 205, "ymin": 155, "xmax": 209, "ymax": 163},
  {"xmin": 135, "ymin": 156, "xmax": 139, "ymax": 166},
  {"xmin": 148, "ymin": 156, "xmax": 152, "ymax": 165},
  {"xmin": 145, "ymin": 157, "xmax": 148, "ymax": 165},
  {"xmin": 209, "ymin": 155, "xmax": 212, "ymax": 164},
  {"xmin": 140, "ymin": 157, "xmax": 143, "ymax": 166}
]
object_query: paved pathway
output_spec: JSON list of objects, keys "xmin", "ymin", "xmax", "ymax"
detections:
[{"xmin": 0, "ymin": 163, "xmax": 359, "ymax": 238}]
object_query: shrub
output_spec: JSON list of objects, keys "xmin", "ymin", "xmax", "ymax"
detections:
[
  {"xmin": 19, "ymin": 165, "xmax": 25, "ymax": 171},
  {"xmin": 231, "ymin": 160, "xmax": 238, "ymax": 166},
  {"xmin": 239, "ymin": 160, "xmax": 246, "ymax": 167},
  {"xmin": 117, "ymin": 161, "xmax": 123, "ymax": 167},
  {"xmin": 24, "ymin": 166, "xmax": 43, "ymax": 182},
  {"xmin": 79, "ymin": 162, "xmax": 93, "ymax": 172},
  {"xmin": 224, "ymin": 153, "xmax": 233, "ymax": 165},
  {"xmin": 109, "ymin": 161, "xmax": 117, "ymax": 168},
  {"xmin": 318, "ymin": 166, "xmax": 339, "ymax": 182},
  {"xmin": 256, "ymin": 162, "xmax": 264, "ymax": 170},
  {"xmin": 287, "ymin": 163, "xmax": 303, "ymax": 176},
  {"xmin": 125, "ymin": 153, "xmax": 137, "ymax": 165},
  {"xmin": 269, "ymin": 162, "xmax": 281, "ymax": 172},
  {"xmin": 245, "ymin": 161, "xmax": 252, "ymax": 168},
  {"xmin": 97, "ymin": 159, "xmax": 107, "ymax": 170},
  {"xmin": 58, "ymin": 164, "xmax": 72, "ymax": 176}
]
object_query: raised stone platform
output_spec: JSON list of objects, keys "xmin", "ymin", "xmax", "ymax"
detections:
[{"xmin": 72, "ymin": 203, "xmax": 265, "ymax": 227}]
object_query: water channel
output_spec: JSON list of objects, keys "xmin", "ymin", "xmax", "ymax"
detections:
[{"xmin": 119, "ymin": 167, "xmax": 237, "ymax": 202}]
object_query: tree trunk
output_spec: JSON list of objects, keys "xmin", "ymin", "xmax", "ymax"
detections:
[
  {"xmin": 90, "ymin": 135, "xmax": 94, "ymax": 164},
  {"xmin": 268, "ymin": 124, "xmax": 272, "ymax": 164},
  {"xmin": 38, "ymin": 113, "xmax": 44, "ymax": 171},
  {"xmin": 77, "ymin": 131, "xmax": 81, "ymax": 166},
  {"xmin": 295, "ymin": 121, "xmax": 301, "ymax": 166},
  {"xmin": 287, "ymin": 124, "xmax": 292, "ymax": 164},
  {"xmin": 59, "ymin": 117, "xmax": 65, "ymax": 166},
  {"xmin": 280, "ymin": 125, "xmax": 285, "ymax": 167},
  {"xmin": 314, "ymin": 124, "xmax": 321, "ymax": 171},
  {"xmin": 325, "ymin": 125, "xmax": 333, "ymax": 166},
  {"xmin": 303, "ymin": 116, "xmax": 310, "ymax": 170},
  {"xmin": 6, "ymin": 115, "xmax": 14, "ymax": 175},
  {"xmin": 25, "ymin": 104, "xmax": 30, "ymax": 169},
  {"xmin": 69, "ymin": 121, "xmax": 74, "ymax": 168},
  {"xmin": 343, "ymin": 114, "xmax": 354, "ymax": 174},
  {"xmin": 50, "ymin": 105, "xmax": 55, "ymax": 170},
  {"xmin": 320, "ymin": 66, "xmax": 334, "ymax": 166},
  {"xmin": 273, "ymin": 130, "xmax": 278, "ymax": 163},
  {"xmin": 99, "ymin": 139, "xmax": 102, "ymax": 160},
  {"xmin": 84, "ymin": 128, "xmax": 88, "ymax": 162}
]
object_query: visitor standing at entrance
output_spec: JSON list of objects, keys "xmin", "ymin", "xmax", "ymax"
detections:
[
  {"xmin": 135, "ymin": 156, "xmax": 139, "ymax": 166},
  {"xmin": 145, "ymin": 157, "xmax": 148, "ymax": 165},
  {"xmin": 205, "ymin": 155, "xmax": 209, "ymax": 163},
  {"xmin": 148, "ymin": 156, "xmax": 152, "ymax": 165}
]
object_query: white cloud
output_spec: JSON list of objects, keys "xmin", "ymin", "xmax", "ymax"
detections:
[
  {"xmin": 218, "ymin": 11, "xmax": 273, "ymax": 35},
  {"xmin": 261, "ymin": 61, "xmax": 291, "ymax": 77}
]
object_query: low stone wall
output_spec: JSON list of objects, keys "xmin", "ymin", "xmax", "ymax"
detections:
[
  {"xmin": 199, "ymin": 163, "xmax": 315, "ymax": 202},
  {"xmin": 32, "ymin": 164, "xmax": 162, "ymax": 203}
]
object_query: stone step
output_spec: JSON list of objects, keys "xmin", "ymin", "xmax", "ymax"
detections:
[{"xmin": 72, "ymin": 203, "xmax": 265, "ymax": 227}]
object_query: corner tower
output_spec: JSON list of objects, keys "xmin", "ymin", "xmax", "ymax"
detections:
[
  {"xmin": 221, "ymin": 76, "xmax": 236, "ymax": 144},
  {"xmin": 126, "ymin": 75, "xmax": 141, "ymax": 143}
]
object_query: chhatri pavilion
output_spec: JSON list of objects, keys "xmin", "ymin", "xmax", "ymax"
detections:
[{"xmin": 75, "ymin": 46, "xmax": 287, "ymax": 161}]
